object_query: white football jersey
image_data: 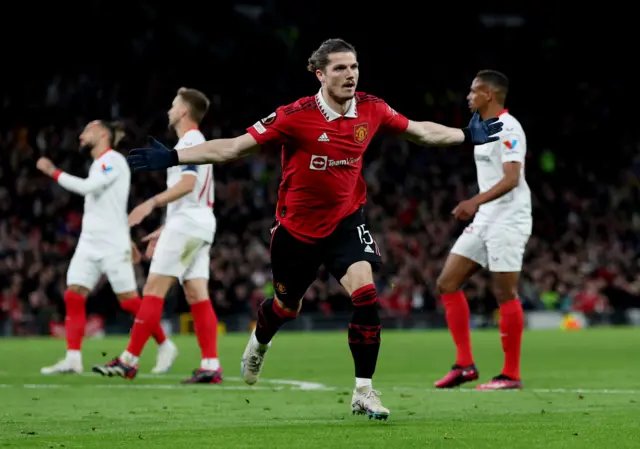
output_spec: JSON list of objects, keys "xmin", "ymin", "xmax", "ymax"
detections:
[
  {"xmin": 57, "ymin": 149, "xmax": 131, "ymax": 251},
  {"xmin": 164, "ymin": 128, "xmax": 216, "ymax": 242},
  {"xmin": 472, "ymin": 111, "xmax": 532, "ymax": 234}
]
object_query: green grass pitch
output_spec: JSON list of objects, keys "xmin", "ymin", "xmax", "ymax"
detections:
[{"xmin": 1, "ymin": 327, "xmax": 638, "ymax": 448}]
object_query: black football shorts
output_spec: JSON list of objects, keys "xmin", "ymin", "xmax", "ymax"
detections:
[{"xmin": 269, "ymin": 207, "xmax": 382, "ymax": 305}]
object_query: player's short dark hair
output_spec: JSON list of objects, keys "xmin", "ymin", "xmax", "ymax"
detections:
[
  {"xmin": 307, "ymin": 38, "xmax": 357, "ymax": 73},
  {"xmin": 476, "ymin": 69, "xmax": 509, "ymax": 102},
  {"xmin": 98, "ymin": 120, "xmax": 126, "ymax": 148},
  {"xmin": 177, "ymin": 87, "xmax": 210, "ymax": 123}
]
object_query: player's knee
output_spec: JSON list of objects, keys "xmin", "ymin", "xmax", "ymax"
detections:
[
  {"xmin": 492, "ymin": 284, "xmax": 518, "ymax": 304},
  {"xmin": 436, "ymin": 274, "xmax": 459, "ymax": 295},
  {"xmin": 143, "ymin": 273, "xmax": 174, "ymax": 298},
  {"xmin": 183, "ymin": 279, "xmax": 209, "ymax": 305},
  {"xmin": 491, "ymin": 274, "xmax": 519, "ymax": 303},
  {"xmin": 340, "ymin": 261, "xmax": 374, "ymax": 296}
]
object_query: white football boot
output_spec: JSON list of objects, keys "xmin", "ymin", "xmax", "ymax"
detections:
[
  {"xmin": 351, "ymin": 386, "xmax": 390, "ymax": 420},
  {"xmin": 150, "ymin": 340, "xmax": 179, "ymax": 374},
  {"xmin": 41, "ymin": 358, "xmax": 83, "ymax": 375},
  {"xmin": 241, "ymin": 329, "xmax": 271, "ymax": 385}
]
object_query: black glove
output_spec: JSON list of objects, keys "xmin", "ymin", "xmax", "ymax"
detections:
[
  {"xmin": 462, "ymin": 111, "xmax": 503, "ymax": 145},
  {"xmin": 127, "ymin": 137, "xmax": 179, "ymax": 172}
]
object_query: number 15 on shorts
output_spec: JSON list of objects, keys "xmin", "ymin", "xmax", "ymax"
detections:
[{"xmin": 357, "ymin": 224, "xmax": 379, "ymax": 255}]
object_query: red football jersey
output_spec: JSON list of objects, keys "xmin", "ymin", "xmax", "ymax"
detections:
[{"xmin": 246, "ymin": 90, "xmax": 409, "ymax": 243}]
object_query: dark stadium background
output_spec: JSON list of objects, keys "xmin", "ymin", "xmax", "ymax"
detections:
[{"xmin": 1, "ymin": 3, "xmax": 637, "ymax": 336}]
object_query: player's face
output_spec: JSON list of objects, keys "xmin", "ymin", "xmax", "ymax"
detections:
[
  {"xmin": 319, "ymin": 52, "xmax": 359, "ymax": 102},
  {"xmin": 168, "ymin": 96, "xmax": 188, "ymax": 129},
  {"xmin": 78, "ymin": 121, "xmax": 103, "ymax": 152},
  {"xmin": 467, "ymin": 78, "xmax": 491, "ymax": 112}
]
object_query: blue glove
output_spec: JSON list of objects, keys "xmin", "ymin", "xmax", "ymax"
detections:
[
  {"xmin": 462, "ymin": 111, "xmax": 503, "ymax": 145},
  {"xmin": 127, "ymin": 137, "xmax": 179, "ymax": 172}
]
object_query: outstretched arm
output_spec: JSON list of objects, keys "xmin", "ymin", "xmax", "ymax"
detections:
[
  {"xmin": 176, "ymin": 133, "xmax": 260, "ymax": 165},
  {"xmin": 402, "ymin": 120, "xmax": 466, "ymax": 147},
  {"xmin": 402, "ymin": 112, "xmax": 502, "ymax": 147},
  {"xmin": 377, "ymin": 100, "xmax": 502, "ymax": 147},
  {"xmin": 127, "ymin": 107, "xmax": 289, "ymax": 172},
  {"xmin": 127, "ymin": 134, "xmax": 262, "ymax": 171}
]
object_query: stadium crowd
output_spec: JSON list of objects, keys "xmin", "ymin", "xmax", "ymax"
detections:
[{"xmin": 1, "ymin": 6, "xmax": 638, "ymax": 335}]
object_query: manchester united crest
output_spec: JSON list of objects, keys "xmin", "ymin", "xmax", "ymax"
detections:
[
  {"xmin": 354, "ymin": 123, "xmax": 368, "ymax": 144},
  {"xmin": 275, "ymin": 282, "xmax": 287, "ymax": 294}
]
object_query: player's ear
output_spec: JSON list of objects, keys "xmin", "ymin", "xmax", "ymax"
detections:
[
  {"xmin": 486, "ymin": 87, "xmax": 496, "ymax": 102},
  {"xmin": 315, "ymin": 69, "xmax": 324, "ymax": 84}
]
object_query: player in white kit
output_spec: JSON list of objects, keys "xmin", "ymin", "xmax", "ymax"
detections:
[
  {"xmin": 434, "ymin": 70, "xmax": 530, "ymax": 390},
  {"xmin": 92, "ymin": 88, "xmax": 222, "ymax": 384},
  {"xmin": 37, "ymin": 120, "xmax": 176, "ymax": 375}
]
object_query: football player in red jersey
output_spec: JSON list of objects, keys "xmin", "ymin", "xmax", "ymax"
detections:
[{"xmin": 127, "ymin": 38, "xmax": 503, "ymax": 420}]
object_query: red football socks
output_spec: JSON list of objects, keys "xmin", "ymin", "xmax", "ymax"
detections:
[
  {"xmin": 120, "ymin": 297, "xmax": 167, "ymax": 345},
  {"xmin": 64, "ymin": 290, "xmax": 87, "ymax": 351},
  {"xmin": 441, "ymin": 291, "xmax": 474, "ymax": 367},
  {"xmin": 191, "ymin": 300, "xmax": 218, "ymax": 359},
  {"xmin": 126, "ymin": 295, "xmax": 164, "ymax": 357},
  {"xmin": 119, "ymin": 298, "xmax": 140, "ymax": 316},
  {"xmin": 499, "ymin": 299, "xmax": 524, "ymax": 380}
]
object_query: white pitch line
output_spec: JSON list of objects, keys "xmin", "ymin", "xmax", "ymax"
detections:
[
  {"xmin": 79, "ymin": 373, "xmax": 332, "ymax": 391},
  {"xmin": 2, "ymin": 374, "xmax": 334, "ymax": 391},
  {"xmin": 127, "ymin": 373, "xmax": 332, "ymax": 390}
]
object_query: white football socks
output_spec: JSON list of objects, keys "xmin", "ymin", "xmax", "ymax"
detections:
[
  {"xmin": 201, "ymin": 358, "xmax": 220, "ymax": 371},
  {"xmin": 66, "ymin": 350, "xmax": 81, "ymax": 364},
  {"xmin": 120, "ymin": 351, "xmax": 139, "ymax": 366}
]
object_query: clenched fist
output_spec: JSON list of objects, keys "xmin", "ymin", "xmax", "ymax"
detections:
[{"xmin": 36, "ymin": 157, "xmax": 57, "ymax": 177}]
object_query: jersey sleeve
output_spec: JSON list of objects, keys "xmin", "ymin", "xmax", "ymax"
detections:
[
  {"xmin": 246, "ymin": 107, "xmax": 291, "ymax": 145},
  {"xmin": 56, "ymin": 159, "xmax": 120, "ymax": 196},
  {"xmin": 378, "ymin": 101, "xmax": 409, "ymax": 135},
  {"xmin": 500, "ymin": 130, "xmax": 526, "ymax": 164},
  {"xmin": 176, "ymin": 132, "xmax": 206, "ymax": 174}
]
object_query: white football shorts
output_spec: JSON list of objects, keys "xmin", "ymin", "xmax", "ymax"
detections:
[
  {"xmin": 148, "ymin": 229, "xmax": 211, "ymax": 282},
  {"xmin": 450, "ymin": 224, "xmax": 530, "ymax": 272},
  {"xmin": 66, "ymin": 241, "xmax": 137, "ymax": 293}
]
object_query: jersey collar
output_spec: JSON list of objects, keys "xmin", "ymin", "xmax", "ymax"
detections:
[
  {"xmin": 315, "ymin": 89, "xmax": 358, "ymax": 122},
  {"xmin": 96, "ymin": 148, "xmax": 112, "ymax": 159}
]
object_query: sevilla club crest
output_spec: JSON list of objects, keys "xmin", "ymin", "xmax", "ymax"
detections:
[{"xmin": 354, "ymin": 123, "xmax": 368, "ymax": 144}]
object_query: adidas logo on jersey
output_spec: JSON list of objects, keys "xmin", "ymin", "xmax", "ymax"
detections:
[
  {"xmin": 318, "ymin": 132, "xmax": 330, "ymax": 142},
  {"xmin": 364, "ymin": 245, "xmax": 374, "ymax": 253}
]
